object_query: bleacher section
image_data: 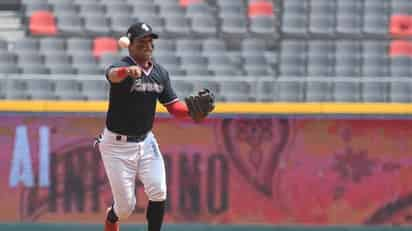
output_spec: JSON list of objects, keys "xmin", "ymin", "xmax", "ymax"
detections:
[{"xmin": 0, "ymin": 0, "xmax": 411, "ymax": 102}]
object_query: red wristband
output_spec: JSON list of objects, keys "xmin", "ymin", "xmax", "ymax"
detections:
[
  {"xmin": 165, "ymin": 101, "xmax": 189, "ymax": 118},
  {"xmin": 116, "ymin": 67, "xmax": 128, "ymax": 78}
]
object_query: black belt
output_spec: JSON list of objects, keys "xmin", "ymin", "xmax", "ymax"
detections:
[{"xmin": 116, "ymin": 133, "xmax": 147, "ymax": 143}]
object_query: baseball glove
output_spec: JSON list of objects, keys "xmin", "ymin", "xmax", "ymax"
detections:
[{"xmin": 185, "ymin": 88, "xmax": 215, "ymax": 123}]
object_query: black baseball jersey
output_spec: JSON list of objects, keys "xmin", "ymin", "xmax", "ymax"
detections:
[{"xmin": 104, "ymin": 56, "xmax": 178, "ymax": 136}]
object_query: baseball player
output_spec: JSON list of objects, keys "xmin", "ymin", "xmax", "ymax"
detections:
[{"xmin": 97, "ymin": 22, "xmax": 215, "ymax": 231}]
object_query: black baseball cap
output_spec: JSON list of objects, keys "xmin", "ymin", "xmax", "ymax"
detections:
[{"xmin": 126, "ymin": 22, "xmax": 159, "ymax": 41}]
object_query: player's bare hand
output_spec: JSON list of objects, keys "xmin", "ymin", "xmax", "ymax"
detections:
[{"xmin": 127, "ymin": 66, "xmax": 142, "ymax": 78}]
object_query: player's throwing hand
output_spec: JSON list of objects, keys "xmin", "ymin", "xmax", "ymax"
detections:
[{"xmin": 126, "ymin": 65, "xmax": 142, "ymax": 78}]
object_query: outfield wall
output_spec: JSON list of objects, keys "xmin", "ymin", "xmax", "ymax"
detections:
[{"xmin": 0, "ymin": 101, "xmax": 412, "ymax": 226}]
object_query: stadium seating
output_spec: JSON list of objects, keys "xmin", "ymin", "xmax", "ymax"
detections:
[
  {"xmin": 1, "ymin": 0, "xmax": 412, "ymax": 102},
  {"xmin": 28, "ymin": 10, "xmax": 57, "ymax": 35}
]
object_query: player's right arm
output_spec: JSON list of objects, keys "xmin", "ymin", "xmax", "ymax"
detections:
[{"xmin": 106, "ymin": 66, "xmax": 142, "ymax": 83}]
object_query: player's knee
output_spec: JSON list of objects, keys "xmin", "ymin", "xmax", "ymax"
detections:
[
  {"xmin": 146, "ymin": 182, "xmax": 167, "ymax": 201},
  {"xmin": 114, "ymin": 201, "xmax": 135, "ymax": 219},
  {"xmin": 116, "ymin": 206, "xmax": 134, "ymax": 219}
]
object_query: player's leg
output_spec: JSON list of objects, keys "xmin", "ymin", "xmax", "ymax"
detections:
[
  {"xmin": 99, "ymin": 129, "xmax": 141, "ymax": 228},
  {"xmin": 138, "ymin": 132, "xmax": 167, "ymax": 231}
]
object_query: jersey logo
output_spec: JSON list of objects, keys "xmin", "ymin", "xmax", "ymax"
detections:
[
  {"xmin": 142, "ymin": 23, "xmax": 150, "ymax": 31},
  {"xmin": 130, "ymin": 79, "xmax": 164, "ymax": 93}
]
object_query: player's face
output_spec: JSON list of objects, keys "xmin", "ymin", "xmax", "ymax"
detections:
[{"xmin": 129, "ymin": 36, "xmax": 154, "ymax": 62}]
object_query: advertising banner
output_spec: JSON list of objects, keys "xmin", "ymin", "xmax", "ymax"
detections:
[{"xmin": 0, "ymin": 114, "xmax": 412, "ymax": 225}]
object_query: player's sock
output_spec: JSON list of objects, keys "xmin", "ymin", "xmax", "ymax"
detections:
[
  {"xmin": 106, "ymin": 206, "xmax": 119, "ymax": 223},
  {"xmin": 146, "ymin": 200, "xmax": 165, "ymax": 231},
  {"xmin": 105, "ymin": 207, "xmax": 119, "ymax": 231}
]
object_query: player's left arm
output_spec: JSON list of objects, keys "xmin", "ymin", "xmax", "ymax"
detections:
[
  {"xmin": 158, "ymin": 72, "xmax": 190, "ymax": 119},
  {"xmin": 165, "ymin": 101, "xmax": 189, "ymax": 118},
  {"xmin": 159, "ymin": 71, "xmax": 215, "ymax": 121}
]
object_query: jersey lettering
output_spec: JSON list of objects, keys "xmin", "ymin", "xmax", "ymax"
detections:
[{"xmin": 130, "ymin": 79, "xmax": 164, "ymax": 93}]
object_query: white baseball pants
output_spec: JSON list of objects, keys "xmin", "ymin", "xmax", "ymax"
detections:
[{"xmin": 98, "ymin": 128, "xmax": 167, "ymax": 219}]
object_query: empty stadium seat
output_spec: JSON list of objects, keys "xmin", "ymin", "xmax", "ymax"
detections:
[
  {"xmin": 4, "ymin": 90, "xmax": 30, "ymax": 100},
  {"xmin": 99, "ymin": 53, "xmax": 121, "ymax": 69},
  {"xmin": 390, "ymin": 15, "xmax": 412, "ymax": 37},
  {"xmin": 207, "ymin": 54, "xmax": 240, "ymax": 76},
  {"xmin": 0, "ymin": 39, "xmax": 7, "ymax": 51},
  {"xmin": 176, "ymin": 39, "xmax": 202, "ymax": 56},
  {"xmin": 219, "ymin": 81, "xmax": 254, "ymax": 102},
  {"xmin": 249, "ymin": 16, "xmax": 276, "ymax": 36},
  {"xmin": 257, "ymin": 80, "xmax": 275, "ymax": 101},
  {"xmin": 131, "ymin": 3, "xmax": 158, "ymax": 17},
  {"xmin": 281, "ymin": 12, "xmax": 307, "ymax": 36},
  {"xmin": 179, "ymin": 0, "xmax": 203, "ymax": 7},
  {"xmin": 279, "ymin": 40, "xmax": 307, "ymax": 77},
  {"xmin": 335, "ymin": 56, "xmax": 362, "ymax": 77},
  {"xmin": 336, "ymin": 0, "xmax": 362, "ymax": 37},
  {"xmin": 281, "ymin": 0, "xmax": 308, "ymax": 36},
  {"xmin": 185, "ymin": 2, "xmax": 213, "ymax": 17},
  {"xmin": 274, "ymin": 80, "xmax": 304, "ymax": 102},
  {"xmin": 191, "ymin": 15, "xmax": 218, "ymax": 37},
  {"xmin": 390, "ymin": 80, "xmax": 412, "ymax": 102},
  {"xmin": 79, "ymin": 3, "xmax": 105, "ymax": 17},
  {"xmin": 84, "ymin": 15, "xmax": 111, "ymax": 35},
  {"xmin": 305, "ymin": 80, "xmax": 332, "ymax": 102},
  {"xmin": 363, "ymin": 56, "xmax": 390, "ymax": 77},
  {"xmin": 153, "ymin": 54, "xmax": 185, "ymax": 75},
  {"xmin": 248, "ymin": 0, "xmax": 274, "ymax": 17},
  {"xmin": 104, "ymin": 2, "xmax": 132, "ymax": 16},
  {"xmin": 79, "ymin": 79, "xmax": 109, "ymax": 100},
  {"xmin": 333, "ymin": 81, "xmax": 361, "ymax": 102},
  {"xmin": 25, "ymin": 79, "xmax": 56, "ymax": 100},
  {"xmin": 390, "ymin": 56, "xmax": 411, "ymax": 77},
  {"xmin": 17, "ymin": 53, "xmax": 44, "ymax": 66},
  {"xmin": 219, "ymin": 4, "xmax": 245, "ymax": 18},
  {"xmin": 159, "ymin": 4, "xmax": 185, "ymax": 17},
  {"xmin": 363, "ymin": 0, "xmax": 390, "ymax": 37},
  {"xmin": 241, "ymin": 38, "xmax": 266, "ymax": 55},
  {"xmin": 0, "ymin": 52, "xmax": 17, "ymax": 66},
  {"xmin": 307, "ymin": 40, "xmax": 334, "ymax": 77},
  {"xmin": 29, "ymin": 11, "xmax": 57, "ymax": 35},
  {"xmin": 13, "ymin": 38, "xmax": 39, "ymax": 55},
  {"xmin": 73, "ymin": 0, "xmax": 99, "ymax": 5},
  {"xmin": 163, "ymin": 15, "xmax": 190, "ymax": 36},
  {"xmin": 54, "ymin": 79, "xmax": 84, "ymax": 100},
  {"xmin": 76, "ymin": 66, "xmax": 103, "ymax": 75},
  {"xmin": 180, "ymin": 55, "xmax": 209, "ymax": 75},
  {"xmin": 51, "ymin": 2, "xmax": 77, "ymax": 17},
  {"xmin": 202, "ymin": 39, "xmax": 226, "ymax": 56},
  {"xmin": 66, "ymin": 38, "xmax": 92, "ymax": 55},
  {"xmin": 57, "ymin": 15, "xmax": 85, "ymax": 36},
  {"xmin": 24, "ymin": 2, "xmax": 51, "ymax": 17},
  {"xmin": 389, "ymin": 40, "xmax": 412, "ymax": 56},
  {"xmin": 20, "ymin": 65, "xmax": 49, "ymax": 74},
  {"xmin": 0, "ymin": 64, "xmax": 20, "ymax": 74},
  {"xmin": 93, "ymin": 37, "xmax": 118, "ymax": 58},
  {"xmin": 39, "ymin": 37, "xmax": 65, "ymax": 54},
  {"xmin": 44, "ymin": 53, "xmax": 70, "ymax": 66},
  {"xmin": 243, "ymin": 54, "xmax": 268, "ymax": 75},
  {"xmin": 309, "ymin": 0, "xmax": 336, "ymax": 36},
  {"xmin": 391, "ymin": 0, "xmax": 412, "ymax": 15},
  {"xmin": 171, "ymin": 79, "xmax": 195, "ymax": 97},
  {"xmin": 335, "ymin": 40, "xmax": 362, "ymax": 77},
  {"xmin": 221, "ymin": 16, "xmax": 248, "ymax": 37},
  {"xmin": 362, "ymin": 81, "xmax": 389, "ymax": 102},
  {"xmin": 110, "ymin": 15, "xmax": 135, "ymax": 35}
]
